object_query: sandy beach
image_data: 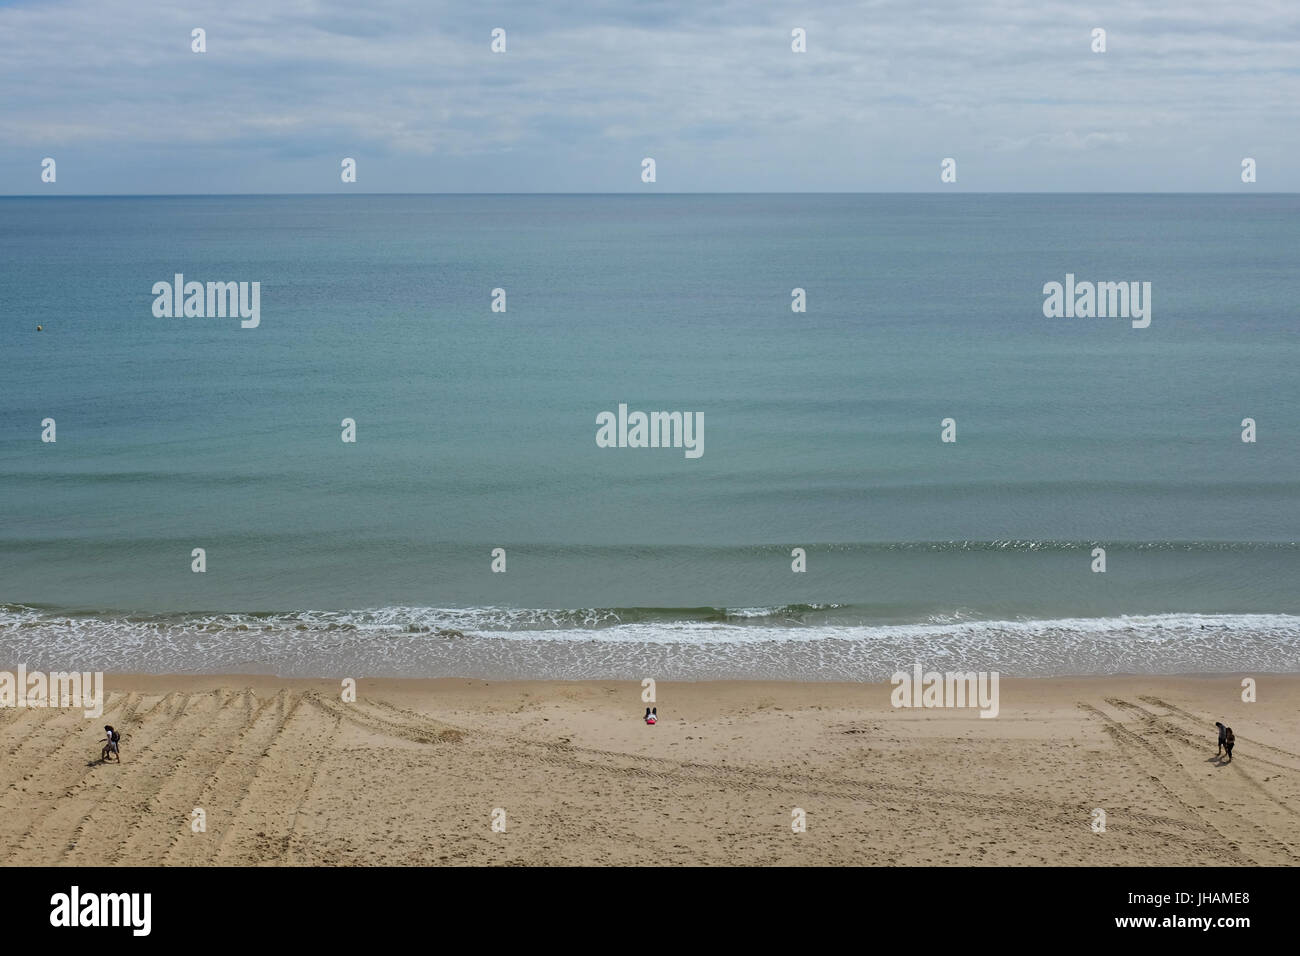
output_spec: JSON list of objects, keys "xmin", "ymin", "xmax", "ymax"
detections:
[{"xmin": 0, "ymin": 673, "xmax": 1295, "ymax": 866}]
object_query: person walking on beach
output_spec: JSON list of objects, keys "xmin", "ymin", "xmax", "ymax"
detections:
[
  {"xmin": 101, "ymin": 725, "xmax": 121, "ymax": 763},
  {"xmin": 1215, "ymin": 721, "xmax": 1235, "ymax": 762}
]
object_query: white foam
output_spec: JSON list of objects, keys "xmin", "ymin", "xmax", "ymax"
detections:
[{"xmin": 1, "ymin": 606, "xmax": 1296, "ymax": 679}]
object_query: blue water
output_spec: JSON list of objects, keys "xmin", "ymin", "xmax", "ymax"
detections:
[{"xmin": 1, "ymin": 195, "xmax": 1297, "ymax": 677}]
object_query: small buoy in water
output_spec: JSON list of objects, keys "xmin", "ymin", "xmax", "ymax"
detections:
[{"xmin": 36, "ymin": 325, "xmax": 43, "ymax": 331}]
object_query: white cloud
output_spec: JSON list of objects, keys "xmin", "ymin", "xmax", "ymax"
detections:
[{"xmin": 1, "ymin": 0, "xmax": 1296, "ymax": 190}]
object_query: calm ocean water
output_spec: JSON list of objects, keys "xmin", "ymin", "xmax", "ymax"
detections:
[{"xmin": 2, "ymin": 194, "xmax": 1297, "ymax": 678}]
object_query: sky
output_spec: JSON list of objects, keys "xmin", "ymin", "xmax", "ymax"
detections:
[{"xmin": 1, "ymin": 0, "xmax": 1297, "ymax": 193}]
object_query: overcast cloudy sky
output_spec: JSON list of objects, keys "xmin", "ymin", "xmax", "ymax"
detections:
[{"xmin": 2, "ymin": 0, "xmax": 1297, "ymax": 193}]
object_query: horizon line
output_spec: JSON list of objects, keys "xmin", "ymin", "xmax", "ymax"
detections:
[{"xmin": 0, "ymin": 190, "xmax": 1292, "ymax": 198}]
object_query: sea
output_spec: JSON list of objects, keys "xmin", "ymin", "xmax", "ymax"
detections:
[{"xmin": 2, "ymin": 194, "xmax": 1297, "ymax": 679}]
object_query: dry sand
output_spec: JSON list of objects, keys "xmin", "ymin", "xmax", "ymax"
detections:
[{"xmin": 0, "ymin": 674, "xmax": 1296, "ymax": 866}]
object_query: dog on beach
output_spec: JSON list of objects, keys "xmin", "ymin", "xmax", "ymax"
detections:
[{"xmin": 644, "ymin": 707, "xmax": 657, "ymax": 725}]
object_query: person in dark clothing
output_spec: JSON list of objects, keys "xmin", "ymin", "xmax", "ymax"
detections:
[{"xmin": 1215, "ymin": 721, "xmax": 1235, "ymax": 761}]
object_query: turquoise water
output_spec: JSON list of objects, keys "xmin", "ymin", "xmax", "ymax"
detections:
[{"xmin": 2, "ymin": 195, "xmax": 1297, "ymax": 677}]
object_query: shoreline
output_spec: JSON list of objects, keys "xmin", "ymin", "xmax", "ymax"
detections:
[
  {"xmin": 3, "ymin": 668, "xmax": 1296, "ymax": 685},
  {"xmin": 6, "ymin": 606, "xmax": 1298, "ymax": 684},
  {"xmin": 2, "ymin": 673, "xmax": 1296, "ymax": 865}
]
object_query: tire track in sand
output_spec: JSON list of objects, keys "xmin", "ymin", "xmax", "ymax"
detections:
[
  {"xmin": 161, "ymin": 689, "xmax": 295, "ymax": 866},
  {"xmin": 0, "ymin": 692, "xmax": 149, "ymax": 861},
  {"xmin": 211, "ymin": 693, "xmax": 337, "ymax": 865},
  {"xmin": 337, "ymin": 696, "xmax": 1222, "ymax": 853},
  {"xmin": 1106, "ymin": 697, "xmax": 1298, "ymax": 821},
  {"xmin": 62, "ymin": 690, "xmax": 248, "ymax": 864},
  {"xmin": 1138, "ymin": 696, "xmax": 1300, "ymax": 766},
  {"xmin": 7, "ymin": 693, "xmax": 217, "ymax": 865},
  {"xmin": 1078, "ymin": 701, "xmax": 1297, "ymax": 864}
]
